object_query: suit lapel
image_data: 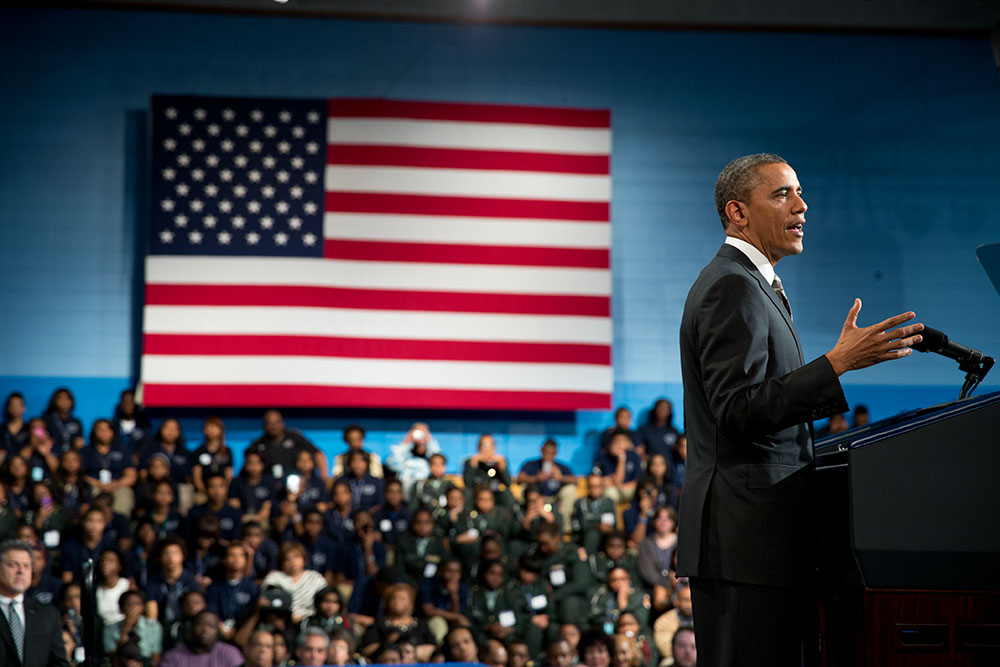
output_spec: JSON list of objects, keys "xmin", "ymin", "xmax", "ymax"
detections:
[
  {"xmin": 0, "ymin": 602, "xmax": 20, "ymax": 667},
  {"xmin": 23, "ymin": 599, "xmax": 36, "ymax": 667},
  {"xmin": 717, "ymin": 244, "xmax": 805, "ymax": 362}
]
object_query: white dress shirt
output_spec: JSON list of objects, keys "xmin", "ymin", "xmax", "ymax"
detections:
[{"xmin": 0, "ymin": 593, "xmax": 25, "ymax": 630}]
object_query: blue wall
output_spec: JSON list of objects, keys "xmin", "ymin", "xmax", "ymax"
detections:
[{"xmin": 2, "ymin": 8, "xmax": 999, "ymax": 472}]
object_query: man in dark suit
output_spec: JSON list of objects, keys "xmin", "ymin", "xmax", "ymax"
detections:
[
  {"xmin": 0, "ymin": 540, "xmax": 71, "ymax": 667},
  {"xmin": 678, "ymin": 153, "xmax": 924, "ymax": 666}
]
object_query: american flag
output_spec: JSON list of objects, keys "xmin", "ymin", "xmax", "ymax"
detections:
[{"xmin": 139, "ymin": 95, "xmax": 612, "ymax": 411}]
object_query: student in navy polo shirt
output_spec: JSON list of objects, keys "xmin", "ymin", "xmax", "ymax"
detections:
[
  {"xmin": 599, "ymin": 429, "xmax": 643, "ymax": 505},
  {"xmin": 53, "ymin": 448, "xmax": 91, "ymax": 518},
  {"xmin": 188, "ymin": 473, "xmax": 242, "ymax": 543},
  {"xmin": 283, "ymin": 448, "xmax": 332, "ymax": 513},
  {"xmin": 190, "ymin": 417, "xmax": 233, "ymax": 499},
  {"xmin": 241, "ymin": 521, "xmax": 278, "ymax": 582},
  {"xmin": 0, "ymin": 453, "xmax": 33, "ymax": 515},
  {"xmin": 112, "ymin": 389, "xmax": 152, "ymax": 455},
  {"xmin": 43, "ymin": 386, "xmax": 86, "ymax": 452},
  {"xmin": 62, "ymin": 506, "xmax": 115, "ymax": 583},
  {"xmin": 324, "ymin": 480, "xmax": 356, "ymax": 545},
  {"xmin": 20, "ymin": 417, "xmax": 58, "ymax": 484},
  {"xmin": 27, "ymin": 544, "xmax": 63, "ymax": 606},
  {"xmin": 372, "ymin": 479, "xmax": 411, "ymax": 548},
  {"xmin": 139, "ymin": 418, "xmax": 192, "ymax": 486},
  {"xmin": 335, "ymin": 450, "xmax": 384, "ymax": 511},
  {"xmin": 517, "ymin": 439, "xmax": 577, "ymax": 531},
  {"xmin": 187, "ymin": 514, "xmax": 226, "ymax": 589},
  {"xmin": 145, "ymin": 536, "xmax": 202, "ymax": 625},
  {"xmin": 638, "ymin": 399, "xmax": 680, "ymax": 460},
  {"xmin": 147, "ymin": 479, "xmax": 186, "ymax": 540},
  {"xmin": 207, "ymin": 543, "xmax": 259, "ymax": 640},
  {"xmin": 2, "ymin": 392, "xmax": 29, "ymax": 455},
  {"xmin": 599, "ymin": 406, "xmax": 643, "ymax": 452},
  {"xmin": 297, "ymin": 509, "xmax": 338, "ymax": 582},
  {"xmin": 228, "ymin": 450, "xmax": 275, "ymax": 527},
  {"xmin": 83, "ymin": 418, "xmax": 138, "ymax": 515},
  {"xmin": 333, "ymin": 509, "xmax": 386, "ymax": 615}
]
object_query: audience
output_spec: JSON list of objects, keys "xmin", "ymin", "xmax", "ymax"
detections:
[{"xmin": 0, "ymin": 387, "xmax": 713, "ymax": 666}]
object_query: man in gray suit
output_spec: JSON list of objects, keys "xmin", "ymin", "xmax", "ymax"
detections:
[
  {"xmin": 0, "ymin": 540, "xmax": 70, "ymax": 667},
  {"xmin": 678, "ymin": 154, "xmax": 924, "ymax": 666}
]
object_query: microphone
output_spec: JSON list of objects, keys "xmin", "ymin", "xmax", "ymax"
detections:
[{"xmin": 912, "ymin": 326, "xmax": 986, "ymax": 365}]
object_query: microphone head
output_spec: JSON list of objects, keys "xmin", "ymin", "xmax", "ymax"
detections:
[{"xmin": 913, "ymin": 326, "xmax": 947, "ymax": 353}]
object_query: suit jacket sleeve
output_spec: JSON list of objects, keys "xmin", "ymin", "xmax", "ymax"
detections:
[{"xmin": 696, "ymin": 272, "xmax": 846, "ymax": 438}]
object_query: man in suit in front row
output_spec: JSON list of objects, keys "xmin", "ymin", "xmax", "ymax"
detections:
[
  {"xmin": 0, "ymin": 540, "xmax": 70, "ymax": 667},
  {"xmin": 677, "ymin": 153, "xmax": 924, "ymax": 666}
]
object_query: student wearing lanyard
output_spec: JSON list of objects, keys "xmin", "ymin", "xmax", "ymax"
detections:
[
  {"xmin": 82, "ymin": 419, "xmax": 137, "ymax": 516},
  {"xmin": 42, "ymin": 388, "xmax": 85, "ymax": 453},
  {"xmin": 144, "ymin": 537, "xmax": 201, "ymax": 625},
  {"xmin": 206, "ymin": 544, "xmax": 258, "ymax": 641}
]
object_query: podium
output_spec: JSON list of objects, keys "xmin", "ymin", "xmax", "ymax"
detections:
[{"xmin": 813, "ymin": 390, "xmax": 1000, "ymax": 665}]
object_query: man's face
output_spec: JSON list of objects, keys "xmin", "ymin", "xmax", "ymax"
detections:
[
  {"xmin": 448, "ymin": 628, "xmax": 478, "ymax": 663},
  {"xmin": 385, "ymin": 483, "xmax": 403, "ymax": 506},
  {"xmin": 548, "ymin": 640, "xmax": 574, "ymax": 667},
  {"xmin": 189, "ymin": 613, "xmax": 219, "ymax": 649},
  {"xmin": 476, "ymin": 490, "xmax": 495, "ymax": 514},
  {"xmin": 246, "ymin": 631, "xmax": 274, "ymax": 667},
  {"xmin": 608, "ymin": 568, "xmax": 630, "ymax": 593},
  {"xmin": 207, "ymin": 477, "xmax": 228, "ymax": 503},
  {"xmin": 225, "ymin": 546, "xmax": 247, "ymax": 573},
  {"xmin": 485, "ymin": 640, "xmax": 508, "ymax": 667},
  {"xmin": 430, "ymin": 457, "xmax": 445, "ymax": 477},
  {"xmin": 0, "ymin": 548, "xmax": 31, "ymax": 596},
  {"xmin": 183, "ymin": 594, "xmax": 207, "ymax": 618},
  {"xmin": 508, "ymin": 643, "xmax": 530, "ymax": 667},
  {"xmin": 349, "ymin": 454, "xmax": 368, "ymax": 478},
  {"xmin": 733, "ymin": 161, "xmax": 807, "ymax": 266},
  {"xmin": 542, "ymin": 443, "xmax": 557, "ymax": 461},
  {"xmin": 672, "ymin": 629, "xmax": 697, "ymax": 667},
  {"xmin": 345, "ymin": 429, "xmax": 364, "ymax": 449},
  {"xmin": 264, "ymin": 411, "xmax": 284, "ymax": 437},
  {"xmin": 298, "ymin": 635, "xmax": 329, "ymax": 667}
]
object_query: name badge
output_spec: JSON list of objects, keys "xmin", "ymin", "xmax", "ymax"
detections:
[
  {"xmin": 272, "ymin": 464, "xmax": 283, "ymax": 479},
  {"xmin": 379, "ymin": 519, "xmax": 393, "ymax": 533},
  {"xmin": 423, "ymin": 562, "xmax": 438, "ymax": 578},
  {"xmin": 530, "ymin": 594, "xmax": 547, "ymax": 610},
  {"xmin": 31, "ymin": 467, "xmax": 45, "ymax": 482},
  {"xmin": 75, "ymin": 648, "xmax": 86, "ymax": 663},
  {"xmin": 549, "ymin": 569, "xmax": 566, "ymax": 587},
  {"xmin": 44, "ymin": 530, "xmax": 61, "ymax": 548},
  {"xmin": 99, "ymin": 469, "xmax": 113, "ymax": 484},
  {"xmin": 600, "ymin": 512, "xmax": 615, "ymax": 526},
  {"xmin": 439, "ymin": 494, "xmax": 447, "ymax": 507},
  {"xmin": 199, "ymin": 453, "xmax": 213, "ymax": 466},
  {"xmin": 499, "ymin": 610, "xmax": 516, "ymax": 627},
  {"xmin": 467, "ymin": 528, "xmax": 479, "ymax": 538}
]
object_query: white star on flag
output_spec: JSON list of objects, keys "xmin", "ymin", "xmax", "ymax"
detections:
[
  {"xmin": 165, "ymin": 107, "xmax": 177, "ymax": 119},
  {"xmin": 160, "ymin": 199, "xmax": 175, "ymax": 211},
  {"xmin": 275, "ymin": 232, "xmax": 288, "ymax": 245},
  {"xmin": 159, "ymin": 229, "xmax": 174, "ymax": 242},
  {"xmin": 246, "ymin": 231, "xmax": 260, "ymax": 244},
  {"xmin": 188, "ymin": 230, "xmax": 203, "ymax": 244},
  {"xmin": 218, "ymin": 231, "xmax": 232, "ymax": 244}
]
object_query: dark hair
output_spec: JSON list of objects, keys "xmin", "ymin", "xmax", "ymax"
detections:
[
  {"xmin": 89, "ymin": 419, "xmax": 117, "ymax": 448},
  {"xmin": 517, "ymin": 553, "xmax": 543, "ymax": 574},
  {"xmin": 346, "ymin": 449, "xmax": 369, "ymax": 466},
  {"xmin": 579, "ymin": 628, "xmax": 614, "ymax": 657},
  {"xmin": 0, "ymin": 539, "xmax": 33, "ymax": 563},
  {"xmin": 204, "ymin": 472, "xmax": 228, "ymax": 488},
  {"xmin": 343, "ymin": 424, "xmax": 366, "ymax": 440},
  {"xmin": 2, "ymin": 393, "xmax": 24, "ymax": 422},
  {"xmin": 429, "ymin": 453, "xmax": 446, "ymax": 464},
  {"xmin": 534, "ymin": 520, "xmax": 562, "ymax": 540},
  {"xmin": 45, "ymin": 387, "xmax": 75, "ymax": 414},
  {"xmin": 154, "ymin": 418, "xmax": 184, "ymax": 446},
  {"xmin": 477, "ymin": 559, "xmax": 504, "ymax": 585},
  {"xmin": 313, "ymin": 585, "xmax": 343, "ymax": 612},
  {"xmin": 714, "ymin": 153, "xmax": 788, "ymax": 228},
  {"xmin": 118, "ymin": 589, "xmax": 145, "ymax": 612},
  {"xmin": 671, "ymin": 626, "xmax": 695, "ymax": 650},
  {"xmin": 648, "ymin": 398, "xmax": 673, "ymax": 425}
]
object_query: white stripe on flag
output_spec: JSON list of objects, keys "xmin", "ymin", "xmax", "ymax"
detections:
[
  {"xmin": 145, "ymin": 257, "xmax": 611, "ymax": 296},
  {"xmin": 142, "ymin": 305, "xmax": 613, "ymax": 344},
  {"xmin": 327, "ymin": 119, "xmax": 611, "ymax": 154}
]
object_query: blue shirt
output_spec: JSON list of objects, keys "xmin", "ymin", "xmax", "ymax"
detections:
[
  {"xmin": 371, "ymin": 505, "xmax": 412, "ymax": 546},
  {"xmin": 139, "ymin": 442, "xmax": 192, "ymax": 484},
  {"xmin": 418, "ymin": 578, "xmax": 468, "ymax": 614},
  {"xmin": 187, "ymin": 503, "xmax": 243, "ymax": 542},
  {"xmin": 82, "ymin": 443, "xmax": 134, "ymax": 481},
  {"xmin": 518, "ymin": 458, "xmax": 573, "ymax": 497},
  {"xmin": 335, "ymin": 473, "xmax": 384, "ymax": 510},
  {"xmin": 303, "ymin": 535, "xmax": 339, "ymax": 574},
  {"xmin": 598, "ymin": 449, "xmax": 642, "ymax": 484},
  {"xmin": 61, "ymin": 534, "xmax": 115, "ymax": 580},
  {"xmin": 228, "ymin": 476, "xmax": 276, "ymax": 514},
  {"xmin": 206, "ymin": 576, "xmax": 259, "ymax": 624},
  {"xmin": 145, "ymin": 569, "xmax": 201, "ymax": 624}
]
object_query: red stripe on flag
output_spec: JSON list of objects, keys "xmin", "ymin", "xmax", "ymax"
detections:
[
  {"xmin": 326, "ymin": 144, "xmax": 609, "ymax": 175},
  {"xmin": 322, "ymin": 240, "xmax": 610, "ymax": 269},
  {"xmin": 327, "ymin": 99, "xmax": 610, "ymax": 128},
  {"xmin": 142, "ymin": 334, "xmax": 611, "ymax": 365},
  {"xmin": 143, "ymin": 383, "xmax": 612, "ymax": 410},
  {"xmin": 144, "ymin": 284, "xmax": 608, "ymax": 317},
  {"xmin": 325, "ymin": 192, "xmax": 609, "ymax": 222}
]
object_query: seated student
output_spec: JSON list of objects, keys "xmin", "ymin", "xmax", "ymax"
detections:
[
  {"xmin": 599, "ymin": 407, "xmax": 642, "ymax": 452},
  {"xmin": 92, "ymin": 491, "xmax": 134, "ymax": 553},
  {"xmin": 301, "ymin": 586, "xmax": 351, "ymax": 634},
  {"xmin": 517, "ymin": 439, "xmax": 577, "ymax": 530},
  {"xmin": 437, "ymin": 485, "xmax": 475, "ymax": 560},
  {"xmin": 455, "ymin": 485, "xmax": 511, "ymax": 574},
  {"xmin": 513, "ymin": 485, "xmax": 562, "ymax": 556},
  {"xmin": 443, "ymin": 626, "xmax": 480, "ymax": 663},
  {"xmin": 2, "ymin": 392, "xmax": 29, "ymax": 455},
  {"xmin": 611, "ymin": 633, "xmax": 643, "ymax": 667},
  {"xmin": 61, "ymin": 581, "xmax": 85, "ymax": 649},
  {"xmin": 82, "ymin": 418, "xmax": 137, "ymax": 515},
  {"xmin": 584, "ymin": 567, "xmax": 650, "ymax": 634},
  {"xmin": 652, "ymin": 584, "xmax": 693, "ymax": 666},
  {"xmin": 361, "ymin": 583, "xmax": 437, "ymax": 661},
  {"xmin": 462, "ymin": 434, "xmax": 513, "ymax": 507},
  {"xmin": 146, "ymin": 479, "xmax": 186, "ymax": 540},
  {"xmin": 53, "ymin": 448, "xmax": 92, "ymax": 519},
  {"xmin": 615, "ymin": 612, "xmax": 658, "ymax": 667},
  {"xmin": 467, "ymin": 558, "xmax": 518, "ymax": 647},
  {"xmin": 123, "ymin": 520, "xmax": 158, "ymax": 590},
  {"xmin": 20, "ymin": 418, "xmax": 58, "ymax": 484},
  {"xmin": 545, "ymin": 637, "xmax": 577, "ymax": 667},
  {"xmin": 386, "ymin": 422, "xmax": 440, "ymax": 496},
  {"xmin": 164, "ymin": 590, "xmax": 207, "ymax": 652},
  {"xmin": 326, "ymin": 626, "xmax": 358, "ymax": 666},
  {"xmin": 280, "ymin": 447, "xmax": 332, "ymax": 513},
  {"xmin": 231, "ymin": 587, "xmax": 294, "ymax": 652},
  {"xmin": 160, "ymin": 609, "xmax": 244, "ymax": 667},
  {"xmin": 418, "ymin": 557, "xmax": 469, "ymax": 640},
  {"xmin": 246, "ymin": 409, "xmax": 328, "ymax": 482},
  {"xmin": 599, "ymin": 429, "xmax": 642, "ymax": 506},
  {"xmin": 637, "ymin": 506, "xmax": 678, "ymax": 613},
  {"xmin": 112, "ymin": 388, "xmax": 152, "ymax": 455},
  {"xmin": 102, "ymin": 590, "xmax": 163, "ymax": 665},
  {"xmin": 133, "ymin": 453, "xmax": 174, "ymax": 518},
  {"xmin": 638, "ymin": 399, "xmax": 680, "ymax": 460},
  {"xmin": 27, "ymin": 482, "xmax": 73, "ymax": 558},
  {"xmin": 243, "ymin": 629, "xmax": 276, "ymax": 667},
  {"xmin": 95, "ymin": 549, "xmax": 132, "ymax": 626},
  {"xmin": 372, "ymin": 478, "xmax": 412, "ymax": 547},
  {"xmin": 62, "ymin": 506, "xmax": 114, "ymax": 583},
  {"xmin": 635, "ymin": 454, "xmax": 671, "ymax": 511},
  {"xmin": 43, "ymin": 387, "xmax": 86, "ymax": 453},
  {"xmin": 190, "ymin": 416, "xmax": 233, "ymax": 498},
  {"xmin": 588, "ymin": 531, "xmax": 639, "ymax": 585},
  {"xmin": 144, "ymin": 536, "xmax": 202, "ymax": 624},
  {"xmin": 188, "ymin": 473, "xmax": 243, "ymax": 543},
  {"xmin": 622, "ymin": 482, "xmax": 660, "ymax": 548},
  {"xmin": 139, "ymin": 418, "xmax": 192, "ymax": 486},
  {"xmin": 262, "ymin": 541, "xmax": 329, "ymax": 624},
  {"xmin": 1, "ymin": 454, "xmax": 34, "ymax": 516},
  {"xmin": 334, "ymin": 449, "xmax": 385, "ymax": 511},
  {"xmin": 333, "ymin": 510, "xmax": 387, "ymax": 617},
  {"xmin": 242, "ymin": 520, "xmax": 278, "ymax": 582},
  {"xmin": 187, "ymin": 514, "xmax": 227, "ymax": 588},
  {"xmin": 525, "ymin": 521, "xmax": 590, "ymax": 624},
  {"xmin": 325, "ymin": 480, "xmax": 356, "ymax": 544},
  {"xmin": 571, "ymin": 473, "xmax": 617, "ymax": 555},
  {"xmin": 228, "ymin": 450, "xmax": 276, "ymax": 528},
  {"xmin": 26, "ymin": 543, "xmax": 63, "ymax": 606},
  {"xmin": 393, "ymin": 507, "xmax": 447, "ymax": 585},
  {"xmin": 332, "ymin": 424, "xmax": 384, "ymax": 479},
  {"xmin": 297, "ymin": 508, "xmax": 338, "ymax": 583},
  {"xmin": 667, "ymin": 434, "xmax": 686, "ymax": 510},
  {"xmin": 409, "ymin": 452, "xmax": 454, "ymax": 519},
  {"xmin": 206, "ymin": 542, "xmax": 260, "ymax": 640},
  {"xmin": 558, "ymin": 624, "xmax": 582, "ymax": 664},
  {"xmin": 507, "ymin": 554, "xmax": 556, "ymax": 661}
]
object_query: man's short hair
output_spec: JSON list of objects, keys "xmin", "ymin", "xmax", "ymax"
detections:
[
  {"xmin": 671, "ymin": 626, "xmax": 695, "ymax": 649},
  {"xmin": 297, "ymin": 626, "xmax": 330, "ymax": 650},
  {"xmin": 0, "ymin": 540, "xmax": 32, "ymax": 562},
  {"xmin": 714, "ymin": 153, "xmax": 787, "ymax": 228}
]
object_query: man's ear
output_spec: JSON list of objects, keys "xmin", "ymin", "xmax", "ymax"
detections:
[{"xmin": 724, "ymin": 200, "xmax": 747, "ymax": 228}]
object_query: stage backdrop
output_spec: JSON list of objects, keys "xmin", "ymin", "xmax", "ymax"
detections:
[{"xmin": 1, "ymin": 7, "xmax": 999, "ymax": 472}]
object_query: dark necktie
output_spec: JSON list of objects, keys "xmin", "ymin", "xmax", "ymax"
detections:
[
  {"xmin": 772, "ymin": 275, "xmax": 792, "ymax": 318},
  {"xmin": 7, "ymin": 599, "xmax": 23, "ymax": 663}
]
